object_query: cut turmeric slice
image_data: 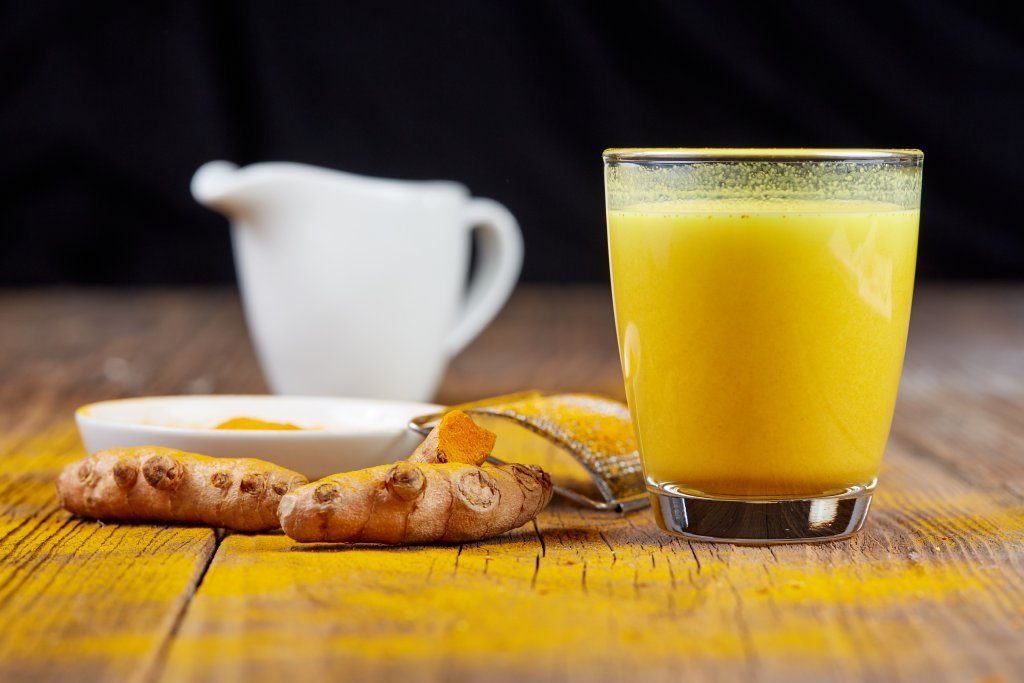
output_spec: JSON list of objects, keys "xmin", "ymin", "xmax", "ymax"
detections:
[{"xmin": 408, "ymin": 408, "xmax": 496, "ymax": 466}]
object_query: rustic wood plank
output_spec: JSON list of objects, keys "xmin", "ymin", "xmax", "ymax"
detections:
[
  {"xmin": 1, "ymin": 285, "xmax": 1022, "ymax": 683},
  {"xmin": 0, "ymin": 425, "xmax": 217, "ymax": 683},
  {"xmin": 0, "ymin": 290, "xmax": 254, "ymax": 682},
  {"xmin": 157, "ymin": 432, "xmax": 1024, "ymax": 683},
  {"xmin": 437, "ymin": 285, "xmax": 625, "ymax": 404},
  {"xmin": 0, "ymin": 289, "xmax": 265, "ymax": 430},
  {"xmin": 156, "ymin": 284, "xmax": 1023, "ymax": 683}
]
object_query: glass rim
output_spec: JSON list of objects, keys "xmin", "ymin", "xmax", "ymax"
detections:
[{"xmin": 603, "ymin": 148, "xmax": 924, "ymax": 164}]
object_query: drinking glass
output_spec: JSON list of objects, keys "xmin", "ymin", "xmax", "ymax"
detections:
[{"xmin": 604, "ymin": 149, "xmax": 923, "ymax": 542}]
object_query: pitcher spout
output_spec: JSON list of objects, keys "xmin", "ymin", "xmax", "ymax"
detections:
[
  {"xmin": 190, "ymin": 161, "xmax": 248, "ymax": 213},
  {"xmin": 192, "ymin": 159, "xmax": 472, "ymax": 224}
]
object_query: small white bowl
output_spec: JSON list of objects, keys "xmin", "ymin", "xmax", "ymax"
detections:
[{"xmin": 75, "ymin": 395, "xmax": 440, "ymax": 480}]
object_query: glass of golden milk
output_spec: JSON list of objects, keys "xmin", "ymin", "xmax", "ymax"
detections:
[{"xmin": 604, "ymin": 149, "xmax": 923, "ymax": 543}]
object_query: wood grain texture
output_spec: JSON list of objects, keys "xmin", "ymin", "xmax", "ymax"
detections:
[
  {"xmin": 157, "ymin": 449, "xmax": 1024, "ymax": 683},
  {"xmin": 0, "ymin": 426, "xmax": 217, "ymax": 683},
  {"xmin": 0, "ymin": 290, "xmax": 244, "ymax": 682},
  {"xmin": 0, "ymin": 285, "xmax": 1022, "ymax": 682},
  {"xmin": 437, "ymin": 285, "xmax": 626, "ymax": 404}
]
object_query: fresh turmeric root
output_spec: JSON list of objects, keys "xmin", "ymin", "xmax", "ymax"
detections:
[
  {"xmin": 56, "ymin": 447, "xmax": 308, "ymax": 532},
  {"xmin": 279, "ymin": 460, "xmax": 552, "ymax": 544},
  {"xmin": 279, "ymin": 410, "xmax": 553, "ymax": 544}
]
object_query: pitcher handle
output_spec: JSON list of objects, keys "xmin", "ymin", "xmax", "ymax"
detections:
[{"xmin": 446, "ymin": 197, "xmax": 523, "ymax": 356}]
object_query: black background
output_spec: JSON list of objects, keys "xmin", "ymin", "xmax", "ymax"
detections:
[{"xmin": 2, "ymin": 1, "xmax": 1022, "ymax": 285}]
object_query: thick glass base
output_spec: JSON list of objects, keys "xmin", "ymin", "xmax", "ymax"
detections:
[{"xmin": 649, "ymin": 484, "xmax": 874, "ymax": 544}]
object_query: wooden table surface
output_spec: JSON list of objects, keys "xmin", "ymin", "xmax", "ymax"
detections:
[{"xmin": 1, "ymin": 285, "xmax": 1022, "ymax": 682}]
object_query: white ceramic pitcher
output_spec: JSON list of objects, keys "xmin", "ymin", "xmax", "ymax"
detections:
[{"xmin": 191, "ymin": 161, "xmax": 523, "ymax": 401}]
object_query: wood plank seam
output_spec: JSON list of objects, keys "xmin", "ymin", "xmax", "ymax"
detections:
[{"xmin": 144, "ymin": 529, "xmax": 226, "ymax": 683}]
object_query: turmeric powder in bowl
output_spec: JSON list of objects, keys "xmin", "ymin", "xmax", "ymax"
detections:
[
  {"xmin": 214, "ymin": 417, "xmax": 304, "ymax": 431},
  {"xmin": 75, "ymin": 395, "xmax": 443, "ymax": 479}
]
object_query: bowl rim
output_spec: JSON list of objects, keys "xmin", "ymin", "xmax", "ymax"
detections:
[{"xmin": 75, "ymin": 394, "xmax": 444, "ymax": 440}]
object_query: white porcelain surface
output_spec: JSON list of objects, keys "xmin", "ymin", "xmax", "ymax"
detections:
[
  {"xmin": 75, "ymin": 395, "xmax": 440, "ymax": 480},
  {"xmin": 191, "ymin": 161, "xmax": 523, "ymax": 401}
]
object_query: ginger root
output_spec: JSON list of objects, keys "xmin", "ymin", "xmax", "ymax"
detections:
[
  {"xmin": 56, "ymin": 447, "xmax": 307, "ymax": 532},
  {"xmin": 279, "ymin": 410, "xmax": 553, "ymax": 544}
]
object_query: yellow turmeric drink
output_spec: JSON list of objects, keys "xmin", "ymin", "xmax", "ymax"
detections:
[
  {"xmin": 605, "ymin": 149, "xmax": 923, "ymax": 542},
  {"xmin": 608, "ymin": 201, "xmax": 918, "ymax": 497}
]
